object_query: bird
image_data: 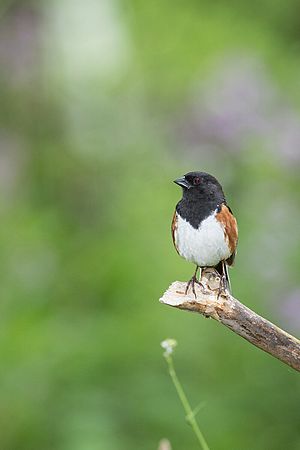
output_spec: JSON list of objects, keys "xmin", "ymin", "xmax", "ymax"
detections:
[{"xmin": 171, "ymin": 171, "xmax": 238, "ymax": 297}]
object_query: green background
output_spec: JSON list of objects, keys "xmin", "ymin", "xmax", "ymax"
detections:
[{"xmin": 1, "ymin": 1, "xmax": 300, "ymax": 449}]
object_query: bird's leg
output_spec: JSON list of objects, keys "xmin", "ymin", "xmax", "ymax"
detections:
[
  {"xmin": 194, "ymin": 267, "xmax": 206, "ymax": 288},
  {"xmin": 185, "ymin": 266, "xmax": 198, "ymax": 297},
  {"xmin": 217, "ymin": 260, "xmax": 227, "ymax": 299},
  {"xmin": 185, "ymin": 266, "xmax": 205, "ymax": 298}
]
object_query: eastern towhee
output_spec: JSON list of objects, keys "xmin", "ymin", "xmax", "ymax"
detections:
[{"xmin": 172, "ymin": 171, "xmax": 238, "ymax": 297}]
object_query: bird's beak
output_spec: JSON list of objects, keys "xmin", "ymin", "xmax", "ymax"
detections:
[{"xmin": 174, "ymin": 176, "xmax": 191, "ymax": 189}]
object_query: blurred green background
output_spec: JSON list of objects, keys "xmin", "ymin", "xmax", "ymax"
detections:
[{"xmin": 1, "ymin": 1, "xmax": 300, "ymax": 449}]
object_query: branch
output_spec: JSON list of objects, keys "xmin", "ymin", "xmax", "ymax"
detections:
[{"xmin": 160, "ymin": 268, "xmax": 300, "ymax": 373}]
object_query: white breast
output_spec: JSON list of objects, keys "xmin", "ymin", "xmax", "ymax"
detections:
[{"xmin": 174, "ymin": 212, "xmax": 231, "ymax": 267}]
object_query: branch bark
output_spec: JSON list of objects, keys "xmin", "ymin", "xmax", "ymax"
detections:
[{"xmin": 160, "ymin": 268, "xmax": 300, "ymax": 373}]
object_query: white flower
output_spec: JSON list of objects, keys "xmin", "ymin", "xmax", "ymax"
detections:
[{"xmin": 161, "ymin": 339, "xmax": 177, "ymax": 357}]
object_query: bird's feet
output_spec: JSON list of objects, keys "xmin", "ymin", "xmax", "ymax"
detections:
[
  {"xmin": 185, "ymin": 275, "xmax": 205, "ymax": 299},
  {"xmin": 217, "ymin": 274, "xmax": 229, "ymax": 299}
]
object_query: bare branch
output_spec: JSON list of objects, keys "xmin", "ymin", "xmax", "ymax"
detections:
[{"xmin": 160, "ymin": 268, "xmax": 300, "ymax": 373}]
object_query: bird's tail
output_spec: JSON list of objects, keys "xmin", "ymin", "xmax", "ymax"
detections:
[{"xmin": 215, "ymin": 261, "xmax": 232, "ymax": 294}]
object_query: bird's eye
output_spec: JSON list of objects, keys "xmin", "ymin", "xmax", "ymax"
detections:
[{"xmin": 193, "ymin": 177, "xmax": 201, "ymax": 185}]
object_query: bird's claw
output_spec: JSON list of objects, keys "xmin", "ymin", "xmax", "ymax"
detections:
[{"xmin": 185, "ymin": 276, "xmax": 205, "ymax": 299}]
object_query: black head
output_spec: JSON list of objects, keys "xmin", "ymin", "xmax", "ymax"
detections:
[
  {"xmin": 174, "ymin": 172, "xmax": 226, "ymax": 226},
  {"xmin": 174, "ymin": 171, "xmax": 225, "ymax": 201}
]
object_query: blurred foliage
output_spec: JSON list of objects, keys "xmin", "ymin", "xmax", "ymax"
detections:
[{"xmin": 0, "ymin": 1, "xmax": 300, "ymax": 449}]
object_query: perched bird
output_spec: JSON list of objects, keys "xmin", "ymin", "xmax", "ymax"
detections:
[{"xmin": 172, "ymin": 171, "xmax": 238, "ymax": 296}]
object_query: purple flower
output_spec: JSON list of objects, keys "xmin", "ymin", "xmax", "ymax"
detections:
[
  {"xmin": 174, "ymin": 54, "xmax": 300, "ymax": 165},
  {"xmin": 279, "ymin": 288, "xmax": 300, "ymax": 330}
]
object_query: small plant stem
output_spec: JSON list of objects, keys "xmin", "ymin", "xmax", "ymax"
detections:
[{"xmin": 165, "ymin": 355, "xmax": 210, "ymax": 450}]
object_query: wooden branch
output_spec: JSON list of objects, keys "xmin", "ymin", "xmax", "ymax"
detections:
[{"xmin": 160, "ymin": 268, "xmax": 300, "ymax": 373}]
